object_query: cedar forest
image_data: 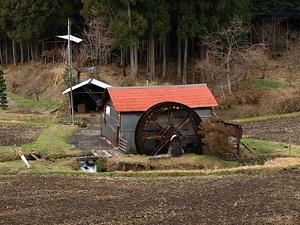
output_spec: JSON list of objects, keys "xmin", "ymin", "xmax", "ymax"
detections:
[{"xmin": 0, "ymin": 0, "xmax": 300, "ymax": 96}]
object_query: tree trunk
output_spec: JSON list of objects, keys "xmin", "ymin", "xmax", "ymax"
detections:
[
  {"xmin": 12, "ymin": 40, "xmax": 17, "ymax": 65},
  {"xmin": 183, "ymin": 38, "xmax": 188, "ymax": 84},
  {"xmin": 27, "ymin": 42, "xmax": 30, "ymax": 61},
  {"xmin": 5, "ymin": 37, "xmax": 8, "ymax": 63},
  {"xmin": 20, "ymin": 42, "xmax": 24, "ymax": 64},
  {"xmin": 127, "ymin": 1, "xmax": 135, "ymax": 77},
  {"xmin": 149, "ymin": 32, "xmax": 155, "ymax": 80},
  {"xmin": 162, "ymin": 39, "xmax": 167, "ymax": 78},
  {"xmin": 30, "ymin": 43, "xmax": 34, "ymax": 61},
  {"xmin": 177, "ymin": 37, "xmax": 181, "ymax": 79},
  {"xmin": 133, "ymin": 40, "xmax": 138, "ymax": 77},
  {"xmin": 226, "ymin": 47, "xmax": 232, "ymax": 95}
]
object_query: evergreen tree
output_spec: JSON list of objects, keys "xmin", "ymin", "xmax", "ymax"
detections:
[{"xmin": 0, "ymin": 69, "xmax": 8, "ymax": 109}]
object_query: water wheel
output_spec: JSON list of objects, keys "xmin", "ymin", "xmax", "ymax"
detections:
[{"xmin": 135, "ymin": 102, "xmax": 202, "ymax": 156}]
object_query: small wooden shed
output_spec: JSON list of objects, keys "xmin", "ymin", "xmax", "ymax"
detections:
[
  {"xmin": 98, "ymin": 84, "xmax": 218, "ymax": 152},
  {"xmin": 62, "ymin": 78, "xmax": 111, "ymax": 113},
  {"xmin": 222, "ymin": 119, "xmax": 243, "ymax": 154}
]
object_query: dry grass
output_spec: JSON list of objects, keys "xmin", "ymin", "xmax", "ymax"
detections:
[
  {"xmin": 1, "ymin": 156, "xmax": 298, "ymax": 176},
  {"xmin": 104, "ymin": 154, "xmax": 236, "ymax": 172},
  {"xmin": 112, "ymin": 157, "xmax": 300, "ymax": 177}
]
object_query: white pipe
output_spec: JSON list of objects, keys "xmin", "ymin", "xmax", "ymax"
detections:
[{"xmin": 20, "ymin": 154, "xmax": 30, "ymax": 168}]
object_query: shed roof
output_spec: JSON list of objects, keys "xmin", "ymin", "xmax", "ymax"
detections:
[
  {"xmin": 102, "ymin": 84, "xmax": 218, "ymax": 112},
  {"xmin": 57, "ymin": 35, "xmax": 83, "ymax": 43},
  {"xmin": 62, "ymin": 78, "xmax": 112, "ymax": 95}
]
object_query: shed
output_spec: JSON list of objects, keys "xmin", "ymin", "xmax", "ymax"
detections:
[
  {"xmin": 98, "ymin": 84, "xmax": 218, "ymax": 152},
  {"xmin": 221, "ymin": 119, "xmax": 243, "ymax": 154},
  {"xmin": 40, "ymin": 35, "xmax": 83, "ymax": 52},
  {"xmin": 62, "ymin": 78, "xmax": 112, "ymax": 113}
]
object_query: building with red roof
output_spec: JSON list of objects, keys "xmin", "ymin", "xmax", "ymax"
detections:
[{"xmin": 98, "ymin": 84, "xmax": 218, "ymax": 152}]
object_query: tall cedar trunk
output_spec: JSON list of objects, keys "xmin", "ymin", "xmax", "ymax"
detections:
[
  {"xmin": 27, "ymin": 42, "xmax": 30, "ymax": 61},
  {"xmin": 177, "ymin": 37, "xmax": 181, "ymax": 79},
  {"xmin": 149, "ymin": 32, "xmax": 155, "ymax": 80},
  {"xmin": 133, "ymin": 41, "xmax": 138, "ymax": 77},
  {"xmin": 20, "ymin": 42, "xmax": 24, "ymax": 64},
  {"xmin": 127, "ymin": 1, "xmax": 135, "ymax": 77},
  {"xmin": 30, "ymin": 43, "xmax": 34, "ymax": 61},
  {"xmin": 162, "ymin": 39, "xmax": 167, "ymax": 78},
  {"xmin": 226, "ymin": 47, "xmax": 232, "ymax": 95},
  {"xmin": 12, "ymin": 40, "xmax": 17, "ymax": 65},
  {"xmin": 183, "ymin": 38, "xmax": 188, "ymax": 84},
  {"xmin": 34, "ymin": 43, "xmax": 38, "ymax": 60},
  {"xmin": 5, "ymin": 37, "xmax": 9, "ymax": 63},
  {"xmin": 121, "ymin": 50, "xmax": 126, "ymax": 76}
]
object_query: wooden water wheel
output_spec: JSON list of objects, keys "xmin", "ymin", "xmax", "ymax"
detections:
[{"xmin": 135, "ymin": 102, "xmax": 202, "ymax": 156}]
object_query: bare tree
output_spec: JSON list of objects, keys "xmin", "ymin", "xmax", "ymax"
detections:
[
  {"xmin": 27, "ymin": 83, "xmax": 42, "ymax": 101},
  {"xmin": 253, "ymin": 16, "xmax": 287, "ymax": 50},
  {"xmin": 282, "ymin": 40, "xmax": 300, "ymax": 81},
  {"xmin": 76, "ymin": 21, "xmax": 113, "ymax": 71},
  {"xmin": 201, "ymin": 17, "xmax": 249, "ymax": 96}
]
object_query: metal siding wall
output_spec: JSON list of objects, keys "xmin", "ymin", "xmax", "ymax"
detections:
[
  {"xmin": 195, "ymin": 108, "xmax": 212, "ymax": 122},
  {"xmin": 109, "ymin": 107, "xmax": 118, "ymax": 146},
  {"xmin": 101, "ymin": 107, "xmax": 213, "ymax": 150},
  {"xmin": 101, "ymin": 106, "xmax": 118, "ymax": 146},
  {"xmin": 120, "ymin": 113, "xmax": 142, "ymax": 151}
]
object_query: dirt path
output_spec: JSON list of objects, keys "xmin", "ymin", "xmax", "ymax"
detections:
[{"xmin": 0, "ymin": 169, "xmax": 299, "ymax": 224}]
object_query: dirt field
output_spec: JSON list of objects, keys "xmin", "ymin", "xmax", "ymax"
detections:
[
  {"xmin": 243, "ymin": 116, "xmax": 300, "ymax": 144},
  {"xmin": 0, "ymin": 170, "xmax": 299, "ymax": 225},
  {"xmin": 0, "ymin": 126, "xmax": 43, "ymax": 146}
]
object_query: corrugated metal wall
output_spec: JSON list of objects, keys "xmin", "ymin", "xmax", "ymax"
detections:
[
  {"xmin": 101, "ymin": 106, "xmax": 213, "ymax": 151},
  {"xmin": 101, "ymin": 105, "xmax": 118, "ymax": 146},
  {"xmin": 194, "ymin": 108, "xmax": 212, "ymax": 122},
  {"xmin": 120, "ymin": 113, "xmax": 141, "ymax": 150}
]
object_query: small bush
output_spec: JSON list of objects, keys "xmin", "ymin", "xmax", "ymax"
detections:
[
  {"xmin": 62, "ymin": 67, "xmax": 77, "ymax": 86},
  {"xmin": 235, "ymin": 88, "xmax": 264, "ymax": 105},
  {"xmin": 96, "ymin": 159, "xmax": 107, "ymax": 172},
  {"xmin": 274, "ymin": 96, "xmax": 300, "ymax": 114},
  {"xmin": 199, "ymin": 118, "xmax": 236, "ymax": 160}
]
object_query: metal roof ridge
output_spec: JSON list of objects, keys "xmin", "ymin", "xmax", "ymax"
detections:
[
  {"xmin": 62, "ymin": 78, "xmax": 111, "ymax": 95},
  {"xmin": 107, "ymin": 83, "xmax": 207, "ymax": 89}
]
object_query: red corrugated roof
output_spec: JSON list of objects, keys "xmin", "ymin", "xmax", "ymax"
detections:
[{"xmin": 106, "ymin": 84, "xmax": 218, "ymax": 112}]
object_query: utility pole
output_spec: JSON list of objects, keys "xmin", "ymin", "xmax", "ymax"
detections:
[{"xmin": 68, "ymin": 18, "xmax": 75, "ymax": 124}]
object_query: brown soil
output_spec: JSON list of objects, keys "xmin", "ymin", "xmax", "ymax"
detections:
[
  {"xmin": 0, "ymin": 170, "xmax": 299, "ymax": 224},
  {"xmin": 243, "ymin": 117, "xmax": 300, "ymax": 145},
  {"xmin": 0, "ymin": 126, "xmax": 43, "ymax": 146}
]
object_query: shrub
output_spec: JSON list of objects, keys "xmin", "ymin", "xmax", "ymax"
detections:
[
  {"xmin": 274, "ymin": 96, "xmax": 300, "ymax": 114},
  {"xmin": 62, "ymin": 67, "xmax": 77, "ymax": 86},
  {"xmin": 199, "ymin": 118, "xmax": 236, "ymax": 160},
  {"xmin": 235, "ymin": 88, "xmax": 264, "ymax": 105}
]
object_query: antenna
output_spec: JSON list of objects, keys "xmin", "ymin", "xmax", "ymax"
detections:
[{"xmin": 68, "ymin": 18, "xmax": 75, "ymax": 125}]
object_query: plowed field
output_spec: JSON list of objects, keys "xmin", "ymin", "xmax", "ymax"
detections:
[{"xmin": 0, "ymin": 170, "xmax": 299, "ymax": 224}]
